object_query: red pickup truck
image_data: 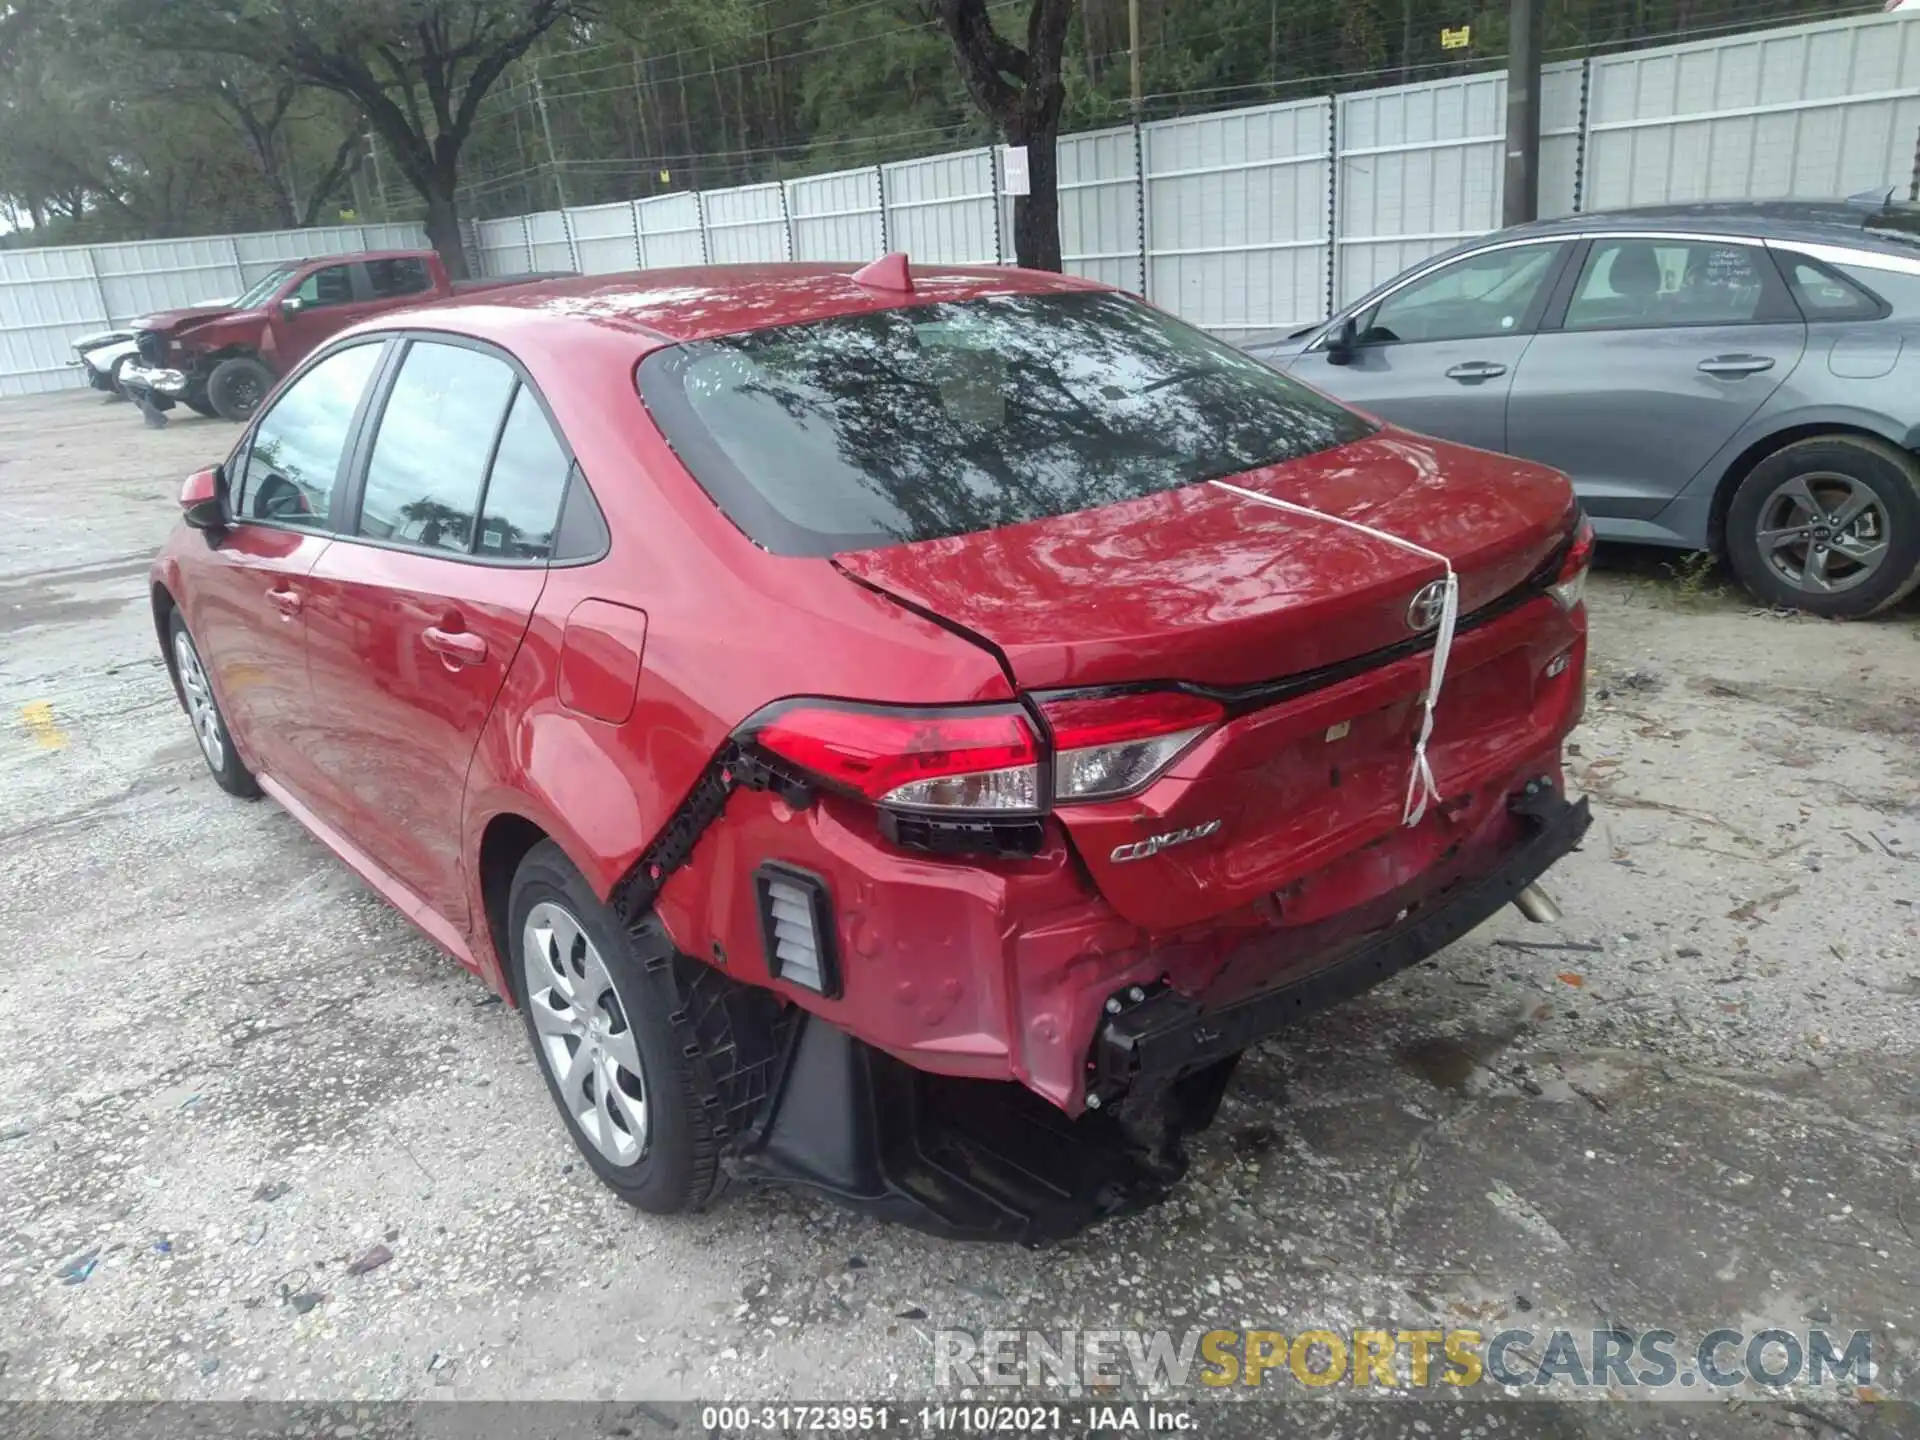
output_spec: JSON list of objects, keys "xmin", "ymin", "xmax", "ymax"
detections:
[{"xmin": 120, "ymin": 250, "xmax": 565, "ymax": 422}]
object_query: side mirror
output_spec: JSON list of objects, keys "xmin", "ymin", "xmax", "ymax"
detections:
[
  {"xmin": 279, "ymin": 296, "xmax": 305, "ymax": 319},
  {"xmin": 1326, "ymin": 316, "xmax": 1359, "ymax": 367},
  {"xmin": 181, "ymin": 465, "xmax": 228, "ymax": 532}
]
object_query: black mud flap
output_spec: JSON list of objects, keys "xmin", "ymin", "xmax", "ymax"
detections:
[{"xmin": 727, "ymin": 1017, "xmax": 1194, "ymax": 1245}]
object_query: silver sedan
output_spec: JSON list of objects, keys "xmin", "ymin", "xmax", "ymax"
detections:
[{"xmin": 1247, "ymin": 200, "xmax": 1920, "ymax": 619}]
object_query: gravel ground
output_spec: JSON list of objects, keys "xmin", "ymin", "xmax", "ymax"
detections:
[{"xmin": 1, "ymin": 389, "xmax": 1916, "ymax": 1430}]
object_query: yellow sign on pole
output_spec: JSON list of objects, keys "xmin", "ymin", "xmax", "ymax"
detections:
[{"xmin": 1441, "ymin": 25, "xmax": 1472, "ymax": 49}]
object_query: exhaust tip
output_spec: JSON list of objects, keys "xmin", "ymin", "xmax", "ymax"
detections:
[{"xmin": 1513, "ymin": 883, "xmax": 1564, "ymax": 925}]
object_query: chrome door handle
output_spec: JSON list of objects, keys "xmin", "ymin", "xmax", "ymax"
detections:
[
  {"xmin": 422, "ymin": 625, "xmax": 487, "ymax": 668},
  {"xmin": 1697, "ymin": 355, "xmax": 1775, "ymax": 377},
  {"xmin": 1445, "ymin": 362, "xmax": 1509, "ymax": 382}
]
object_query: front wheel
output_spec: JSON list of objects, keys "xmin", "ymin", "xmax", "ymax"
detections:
[
  {"xmin": 507, "ymin": 842, "xmax": 724, "ymax": 1214},
  {"xmin": 1724, "ymin": 435, "xmax": 1920, "ymax": 619},
  {"xmin": 166, "ymin": 610, "xmax": 260, "ymax": 798},
  {"xmin": 205, "ymin": 356, "xmax": 274, "ymax": 422}
]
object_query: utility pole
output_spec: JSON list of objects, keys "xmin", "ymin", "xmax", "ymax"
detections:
[
  {"xmin": 1129, "ymin": 0, "xmax": 1142, "ymax": 119},
  {"xmin": 531, "ymin": 62, "xmax": 570, "ymax": 211},
  {"xmin": 1502, "ymin": 0, "xmax": 1545, "ymax": 226}
]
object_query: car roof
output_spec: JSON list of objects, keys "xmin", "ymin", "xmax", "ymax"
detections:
[
  {"xmin": 1494, "ymin": 198, "xmax": 1920, "ymax": 255},
  {"xmin": 379, "ymin": 261, "xmax": 1112, "ymax": 348}
]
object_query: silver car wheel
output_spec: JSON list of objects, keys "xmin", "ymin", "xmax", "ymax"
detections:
[
  {"xmin": 521, "ymin": 900, "xmax": 649, "ymax": 1166},
  {"xmin": 1755, "ymin": 472, "xmax": 1890, "ymax": 595},
  {"xmin": 173, "ymin": 629, "xmax": 226, "ymax": 772}
]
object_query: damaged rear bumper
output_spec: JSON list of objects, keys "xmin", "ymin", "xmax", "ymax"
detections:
[
  {"xmin": 1091, "ymin": 787, "xmax": 1591, "ymax": 1101},
  {"xmin": 726, "ymin": 789, "xmax": 1589, "ymax": 1243}
]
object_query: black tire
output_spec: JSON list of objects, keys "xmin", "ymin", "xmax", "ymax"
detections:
[
  {"xmin": 507, "ymin": 841, "xmax": 722, "ymax": 1214},
  {"xmin": 205, "ymin": 356, "xmax": 275, "ymax": 422},
  {"xmin": 1725, "ymin": 434, "xmax": 1920, "ymax": 619},
  {"xmin": 182, "ymin": 394, "xmax": 219, "ymax": 418},
  {"xmin": 106, "ymin": 354, "xmax": 133, "ymax": 401},
  {"xmin": 165, "ymin": 609, "xmax": 260, "ymax": 798}
]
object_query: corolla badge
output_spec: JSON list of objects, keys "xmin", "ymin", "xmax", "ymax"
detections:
[
  {"xmin": 1110, "ymin": 819, "xmax": 1222, "ymax": 863},
  {"xmin": 1407, "ymin": 579, "xmax": 1449, "ymax": 633}
]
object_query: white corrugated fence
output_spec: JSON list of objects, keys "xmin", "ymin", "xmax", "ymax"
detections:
[{"xmin": 5, "ymin": 12, "xmax": 1917, "ymax": 394}]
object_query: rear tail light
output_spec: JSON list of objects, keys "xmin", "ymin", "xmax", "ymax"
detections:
[
  {"xmin": 739, "ymin": 690, "xmax": 1222, "ymax": 817},
  {"xmin": 750, "ymin": 703, "xmax": 1040, "ymax": 812},
  {"xmin": 1548, "ymin": 514, "xmax": 1595, "ymax": 612},
  {"xmin": 1041, "ymin": 691, "xmax": 1224, "ymax": 802}
]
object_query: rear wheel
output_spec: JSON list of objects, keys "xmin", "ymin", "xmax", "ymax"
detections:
[
  {"xmin": 166, "ymin": 610, "xmax": 259, "ymax": 798},
  {"xmin": 507, "ymin": 842, "xmax": 723, "ymax": 1213},
  {"xmin": 205, "ymin": 356, "xmax": 274, "ymax": 422},
  {"xmin": 1725, "ymin": 435, "xmax": 1920, "ymax": 619},
  {"xmin": 106, "ymin": 354, "xmax": 133, "ymax": 401},
  {"xmin": 182, "ymin": 394, "xmax": 219, "ymax": 418}
]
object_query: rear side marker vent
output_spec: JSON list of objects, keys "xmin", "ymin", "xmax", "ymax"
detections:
[{"xmin": 754, "ymin": 863, "xmax": 841, "ymax": 999}]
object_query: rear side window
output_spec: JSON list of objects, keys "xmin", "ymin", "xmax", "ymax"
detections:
[
  {"xmin": 365, "ymin": 257, "xmax": 431, "ymax": 299},
  {"xmin": 236, "ymin": 342, "xmax": 383, "ymax": 526},
  {"xmin": 637, "ymin": 291, "xmax": 1373, "ymax": 557},
  {"xmin": 358, "ymin": 342, "xmax": 517, "ymax": 553},
  {"xmin": 477, "ymin": 386, "xmax": 571, "ymax": 560},
  {"xmin": 1783, "ymin": 258, "xmax": 1885, "ymax": 321},
  {"xmin": 1565, "ymin": 239, "xmax": 1789, "ymax": 330}
]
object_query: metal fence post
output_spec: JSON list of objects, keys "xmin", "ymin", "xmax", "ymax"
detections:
[
  {"xmin": 630, "ymin": 200, "xmax": 648, "ymax": 271},
  {"xmin": 1574, "ymin": 57, "xmax": 1594, "ymax": 213},
  {"xmin": 559, "ymin": 206, "xmax": 580, "ymax": 273},
  {"xmin": 79, "ymin": 245, "xmax": 114, "ymax": 329},
  {"xmin": 1132, "ymin": 121, "xmax": 1148, "ymax": 301},
  {"xmin": 1910, "ymin": 122, "xmax": 1918, "ymax": 203},
  {"xmin": 225, "ymin": 235, "xmax": 247, "ymax": 295},
  {"xmin": 876, "ymin": 165, "xmax": 890, "ymax": 253},
  {"xmin": 1325, "ymin": 96, "xmax": 1339, "ymax": 320},
  {"xmin": 695, "ymin": 190, "xmax": 711, "ymax": 264},
  {"xmin": 777, "ymin": 180, "xmax": 796, "ymax": 262},
  {"xmin": 520, "ymin": 213, "xmax": 534, "ymax": 273},
  {"xmin": 991, "ymin": 146, "xmax": 1005, "ymax": 265}
]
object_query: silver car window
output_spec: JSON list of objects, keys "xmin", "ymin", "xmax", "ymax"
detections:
[{"xmin": 1360, "ymin": 245, "xmax": 1562, "ymax": 345}]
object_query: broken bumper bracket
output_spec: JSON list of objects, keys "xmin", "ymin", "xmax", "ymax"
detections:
[{"xmin": 1092, "ymin": 790, "xmax": 1592, "ymax": 1099}]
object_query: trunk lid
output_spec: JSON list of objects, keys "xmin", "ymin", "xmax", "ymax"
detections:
[
  {"xmin": 836, "ymin": 428, "xmax": 1584, "ymax": 932},
  {"xmin": 834, "ymin": 429, "xmax": 1572, "ymax": 691}
]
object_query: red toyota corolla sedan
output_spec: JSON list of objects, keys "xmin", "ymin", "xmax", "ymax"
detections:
[{"xmin": 151, "ymin": 257, "xmax": 1592, "ymax": 1240}]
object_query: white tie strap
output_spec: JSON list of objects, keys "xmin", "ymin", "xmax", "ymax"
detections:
[{"xmin": 1208, "ymin": 479, "xmax": 1459, "ymax": 827}]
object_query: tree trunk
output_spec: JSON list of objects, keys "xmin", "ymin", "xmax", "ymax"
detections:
[
  {"xmin": 422, "ymin": 172, "xmax": 468, "ymax": 279},
  {"xmin": 1008, "ymin": 119, "xmax": 1063, "ymax": 271}
]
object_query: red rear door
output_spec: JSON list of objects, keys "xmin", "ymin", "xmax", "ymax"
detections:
[{"xmin": 298, "ymin": 339, "xmax": 575, "ymax": 930}]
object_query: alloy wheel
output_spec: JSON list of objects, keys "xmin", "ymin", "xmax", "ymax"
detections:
[
  {"xmin": 173, "ymin": 629, "xmax": 226, "ymax": 771},
  {"xmin": 521, "ymin": 901, "xmax": 649, "ymax": 1166},
  {"xmin": 1754, "ymin": 472, "xmax": 1890, "ymax": 595}
]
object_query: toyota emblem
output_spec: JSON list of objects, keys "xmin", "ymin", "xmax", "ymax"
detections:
[{"xmin": 1407, "ymin": 579, "xmax": 1448, "ymax": 633}]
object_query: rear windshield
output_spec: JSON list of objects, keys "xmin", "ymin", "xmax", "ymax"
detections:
[{"xmin": 636, "ymin": 290, "xmax": 1373, "ymax": 556}]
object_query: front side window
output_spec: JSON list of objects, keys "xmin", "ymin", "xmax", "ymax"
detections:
[
  {"xmin": 637, "ymin": 290, "xmax": 1373, "ymax": 557},
  {"xmin": 357, "ymin": 342, "xmax": 517, "ymax": 554},
  {"xmin": 292, "ymin": 264, "xmax": 354, "ymax": 309},
  {"xmin": 1565, "ymin": 239, "xmax": 1781, "ymax": 330},
  {"xmin": 1358, "ymin": 244, "xmax": 1563, "ymax": 345},
  {"xmin": 365, "ymin": 257, "xmax": 431, "ymax": 299},
  {"xmin": 235, "ymin": 342, "xmax": 384, "ymax": 526}
]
